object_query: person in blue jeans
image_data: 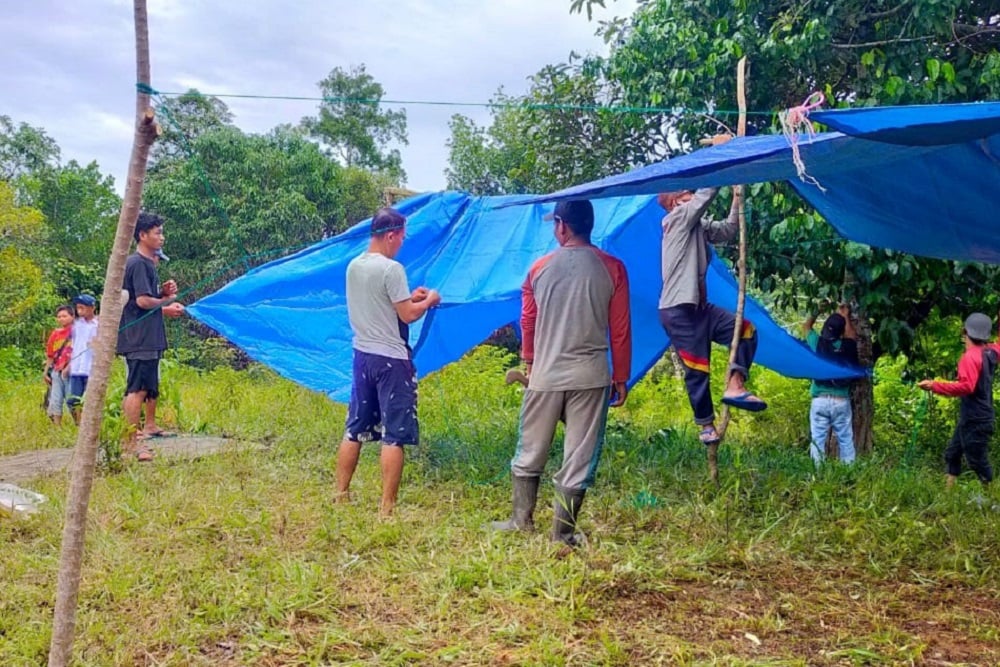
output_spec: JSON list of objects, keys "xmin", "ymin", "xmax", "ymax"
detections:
[{"xmin": 802, "ymin": 304, "xmax": 859, "ymax": 464}]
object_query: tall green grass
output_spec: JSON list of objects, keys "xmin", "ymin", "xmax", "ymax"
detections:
[{"xmin": 2, "ymin": 345, "xmax": 999, "ymax": 665}]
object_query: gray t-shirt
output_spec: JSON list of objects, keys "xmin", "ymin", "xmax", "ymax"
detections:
[
  {"xmin": 346, "ymin": 252, "xmax": 412, "ymax": 359},
  {"xmin": 658, "ymin": 188, "xmax": 737, "ymax": 309}
]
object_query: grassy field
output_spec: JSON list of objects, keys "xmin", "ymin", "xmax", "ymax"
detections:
[{"xmin": 2, "ymin": 347, "xmax": 999, "ymax": 665}]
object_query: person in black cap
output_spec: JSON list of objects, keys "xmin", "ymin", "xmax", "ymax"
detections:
[
  {"xmin": 657, "ymin": 133, "xmax": 765, "ymax": 449},
  {"xmin": 918, "ymin": 312, "xmax": 997, "ymax": 488},
  {"xmin": 117, "ymin": 211, "xmax": 185, "ymax": 461},
  {"xmin": 335, "ymin": 207, "xmax": 440, "ymax": 517},
  {"xmin": 801, "ymin": 304, "xmax": 859, "ymax": 464},
  {"xmin": 492, "ymin": 198, "xmax": 631, "ymax": 547},
  {"xmin": 67, "ymin": 293, "xmax": 99, "ymax": 425}
]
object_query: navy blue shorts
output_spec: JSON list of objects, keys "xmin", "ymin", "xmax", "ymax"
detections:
[
  {"xmin": 67, "ymin": 375, "xmax": 89, "ymax": 408},
  {"xmin": 344, "ymin": 351, "xmax": 419, "ymax": 446}
]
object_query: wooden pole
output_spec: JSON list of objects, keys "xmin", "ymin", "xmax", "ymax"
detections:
[
  {"xmin": 48, "ymin": 1, "xmax": 157, "ymax": 664},
  {"xmin": 710, "ymin": 55, "xmax": 749, "ymax": 485}
]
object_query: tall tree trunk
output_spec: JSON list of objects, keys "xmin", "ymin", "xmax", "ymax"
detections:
[
  {"xmin": 849, "ymin": 307, "xmax": 876, "ymax": 456},
  {"xmin": 48, "ymin": 2, "xmax": 157, "ymax": 664}
]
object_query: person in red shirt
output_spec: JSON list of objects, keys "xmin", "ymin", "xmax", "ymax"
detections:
[
  {"xmin": 918, "ymin": 312, "xmax": 996, "ymax": 487},
  {"xmin": 43, "ymin": 304, "xmax": 75, "ymax": 425},
  {"xmin": 491, "ymin": 199, "xmax": 631, "ymax": 547}
]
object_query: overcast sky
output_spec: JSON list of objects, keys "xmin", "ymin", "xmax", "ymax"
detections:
[{"xmin": 1, "ymin": 0, "xmax": 636, "ymax": 193}]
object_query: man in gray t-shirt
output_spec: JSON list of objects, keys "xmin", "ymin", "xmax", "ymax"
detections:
[{"xmin": 335, "ymin": 207, "xmax": 440, "ymax": 517}]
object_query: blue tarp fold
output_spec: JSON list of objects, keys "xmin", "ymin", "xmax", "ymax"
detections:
[{"xmin": 190, "ymin": 194, "xmax": 860, "ymax": 403}]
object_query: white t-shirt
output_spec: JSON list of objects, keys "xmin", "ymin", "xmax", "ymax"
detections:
[
  {"xmin": 70, "ymin": 316, "xmax": 99, "ymax": 376},
  {"xmin": 346, "ymin": 252, "xmax": 412, "ymax": 359}
]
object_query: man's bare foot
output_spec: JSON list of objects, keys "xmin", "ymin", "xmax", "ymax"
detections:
[{"xmin": 334, "ymin": 491, "xmax": 352, "ymax": 504}]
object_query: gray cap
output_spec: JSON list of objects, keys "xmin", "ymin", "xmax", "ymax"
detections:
[{"xmin": 964, "ymin": 312, "xmax": 992, "ymax": 342}]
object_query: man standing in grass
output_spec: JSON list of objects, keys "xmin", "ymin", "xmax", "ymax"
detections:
[
  {"xmin": 918, "ymin": 313, "xmax": 997, "ymax": 488},
  {"xmin": 117, "ymin": 212, "xmax": 185, "ymax": 462},
  {"xmin": 492, "ymin": 199, "xmax": 631, "ymax": 546},
  {"xmin": 335, "ymin": 207, "xmax": 440, "ymax": 517}
]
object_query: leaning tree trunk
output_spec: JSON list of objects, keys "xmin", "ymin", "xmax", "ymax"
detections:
[{"xmin": 48, "ymin": 1, "xmax": 157, "ymax": 664}]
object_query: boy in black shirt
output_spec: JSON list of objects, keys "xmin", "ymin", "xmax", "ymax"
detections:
[{"xmin": 117, "ymin": 212, "xmax": 185, "ymax": 460}]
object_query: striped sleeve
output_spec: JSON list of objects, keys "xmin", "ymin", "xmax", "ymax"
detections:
[
  {"xmin": 519, "ymin": 255, "xmax": 550, "ymax": 364},
  {"xmin": 595, "ymin": 250, "xmax": 632, "ymax": 383}
]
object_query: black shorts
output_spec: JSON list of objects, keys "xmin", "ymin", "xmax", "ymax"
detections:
[{"xmin": 125, "ymin": 358, "xmax": 160, "ymax": 398}]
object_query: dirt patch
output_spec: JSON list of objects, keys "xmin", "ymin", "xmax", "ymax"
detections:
[{"xmin": 599, "ymin": 566, "xmax": 1000, "ymax": 665}]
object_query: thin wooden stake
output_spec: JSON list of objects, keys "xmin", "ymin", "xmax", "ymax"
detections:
[{"xmin": 711, "ymin": 55, "xmax": 749, "ymax": 485}]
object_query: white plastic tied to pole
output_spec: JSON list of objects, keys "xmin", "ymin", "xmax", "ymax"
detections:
[
  {"xmin": 0, "ymin": 483, "xmax": 47, "ymax": 518},
  {"xmin": 779, "ymin": 91, "xmax": 826, "ymax": 191}
]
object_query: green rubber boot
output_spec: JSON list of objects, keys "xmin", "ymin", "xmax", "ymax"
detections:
[
  {"xmin": 490, "ymin": 476, "xmax": 539, "ymax": 532},
  {"xmin": 551, "ymin": 487, "xmax": 586, "ymax": 547}
]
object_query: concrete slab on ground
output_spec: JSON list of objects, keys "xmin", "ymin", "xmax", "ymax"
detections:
[{"xmin": 0, "ymin": 436, "xmax": 242, "ymax": 484}]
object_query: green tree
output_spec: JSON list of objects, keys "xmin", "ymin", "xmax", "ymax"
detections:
[
  {"xmin": 143, "ymin": 124, "xmax": 385, "ymax": 298},
  {"xmin": 19, "ymin": 160, "xmax": 121, "ymax": 267},
  {"xmin": 151, "ymin": 89, "xmax": 235, "ymax": 165},
  {"xmin": 302, "ymin": 65, "xmax": 408, "ymax": 181},
  {"xmin": 0, "ymin": 115, "xmax": 60, "ymax": 181},
  {"xmin": 446, "ymin": 59, "xmax": 664, "ymax": 195},
  {"xmin": 0, "ymin": 180, "xmax": 54, "ymax": 349},
  {"xmin": 603, "ymin": 0, "xmax": 1000, "ymax": 352}
]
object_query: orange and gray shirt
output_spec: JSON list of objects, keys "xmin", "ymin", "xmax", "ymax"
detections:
[
  {"xmin": 659, "ymin": 188, "xmax": 737, "ymax": 309},
  {"xmin": 521, "ymin": 245, "xmax": 631, "ymax": 391}
]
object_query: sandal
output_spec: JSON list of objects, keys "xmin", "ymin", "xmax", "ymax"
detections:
[
  {"xmin": 125, "ymin": 444, "xmax": 155, "ymax": 462},
  {"xmin": 699, "ymin": 425, "xmax": 721, "ymax": 445},
  {"xmin": 721, "ymin": 391, "xmax": 768, "ymax": 412}
]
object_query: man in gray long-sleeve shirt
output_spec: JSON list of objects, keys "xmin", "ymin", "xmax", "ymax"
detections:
[
  {"xmin": 658, "ymin": 135, "xmax": 766, "ymax": 446},
  {"xmin": 491, "ymin": 199, "xmax": 631, "ymax": 547}
]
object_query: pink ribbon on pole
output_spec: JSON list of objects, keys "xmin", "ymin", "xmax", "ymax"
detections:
[{"xmin": 780, "ymin": 91, "xmax": 826, "ymax": 190}]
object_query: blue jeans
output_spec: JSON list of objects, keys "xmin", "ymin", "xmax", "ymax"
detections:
[{"xmin": 810, "ymin": 395, "xmax": 855, "ymax": 464}]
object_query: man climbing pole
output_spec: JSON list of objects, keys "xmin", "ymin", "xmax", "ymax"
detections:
[{"xmin": 657, "ymin": 134, "xmax": 766, "ymax": 448}]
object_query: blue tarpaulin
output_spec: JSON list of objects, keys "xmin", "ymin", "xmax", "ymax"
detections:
[
  {"xmin": 190, "ymin": 102, "xmax": 998, "ymax": 402},
  {"xmin": 518, "ymin": 101, "xmax": 1000, "ymax": 264},
  {"xmin": 190, "ymin": 192, "xmax": 860, "ymax": 403}
]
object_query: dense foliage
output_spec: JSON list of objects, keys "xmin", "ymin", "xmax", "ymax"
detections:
[{"xmin": 0, "ymin": 67, "xmax": 406, "ymax": 365}]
